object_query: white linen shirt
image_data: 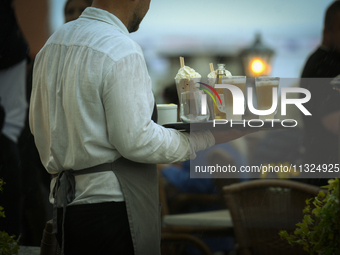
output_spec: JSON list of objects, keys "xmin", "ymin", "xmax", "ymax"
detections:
[{"xmin": 29, "ymin": 7, "xmax": 215, "ymax": 205}]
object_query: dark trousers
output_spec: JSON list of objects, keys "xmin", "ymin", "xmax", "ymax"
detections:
[{"xmin": 56, "ymin": 201, "xmax": 134, "ymax": 255}]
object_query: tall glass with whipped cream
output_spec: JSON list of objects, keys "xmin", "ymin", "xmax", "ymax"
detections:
[
  {"xmin": 175, "ymin": 66, "xmax": 209, "ymax": 122},
  {"xmin": 175, "ymin": 65, "xmax": 201, "ymax": 102}
]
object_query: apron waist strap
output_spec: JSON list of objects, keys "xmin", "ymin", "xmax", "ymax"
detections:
[
  {"xmin": 51, "ymin": 162, "xmax": 112, "ymax": 254},
  {"xmin": 51, "ymin": 162, "xmax": 113, "ymax": 179}
]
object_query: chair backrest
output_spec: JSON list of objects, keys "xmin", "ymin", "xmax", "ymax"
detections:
[{"xmin": 223, "ymin": 179, "xmax": 321, "ymax": 255}]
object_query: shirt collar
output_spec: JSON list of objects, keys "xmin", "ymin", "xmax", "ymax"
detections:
[{"xmin": 80, "ymin": 7, "xmax": 130, "ymax": 37}]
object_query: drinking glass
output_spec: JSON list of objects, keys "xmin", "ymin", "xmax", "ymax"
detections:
[
  {"xmin": 221, "ymin": 76, "xmax": 247, "ymax": 121},
  {"xmin": 180, "ymin": 90, "xmax": 210, "ymax": 123},
  {"xmin": 255, "ymin": 76, "xmax": 280, "ymax": 120}
]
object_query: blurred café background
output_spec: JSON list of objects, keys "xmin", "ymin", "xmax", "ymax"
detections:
[{"xmin": 9, "ymin": 0, "xmax": 338, "ymax": 253}]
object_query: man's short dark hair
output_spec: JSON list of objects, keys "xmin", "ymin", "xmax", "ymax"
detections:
[
  {"xmin": 325, "ymin": 0, "xmax": 340, "ymax": 29},
  {"xmin": 64, "ymin": 0, "xmax": 93, "ymax": 16}
]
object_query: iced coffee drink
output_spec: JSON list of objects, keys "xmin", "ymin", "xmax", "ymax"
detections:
[
  {"xmin": 175, "ymin": 65, "xmax": 209, "ymax": 122},
  {"xmin": 222, "ymin": 76, "xmax": 246, "ymax": 120},
  {"xmin": 255, "ymin": 76, "xmax": 280, "ymax": 120}
]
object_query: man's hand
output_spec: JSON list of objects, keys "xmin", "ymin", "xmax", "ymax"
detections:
[{"xmin": 211, "ymin": 129, "xmax": 258, "ymax": 145}]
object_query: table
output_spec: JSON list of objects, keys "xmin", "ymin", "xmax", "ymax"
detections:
[{"xmin": 163, "ymin": 209, "xmax": 233, "ymax": 228}]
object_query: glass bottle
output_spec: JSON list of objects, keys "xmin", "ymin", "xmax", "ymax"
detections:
[{"xmin": 213, "ymin": 63, "xmax": 227, "ymax": 119}]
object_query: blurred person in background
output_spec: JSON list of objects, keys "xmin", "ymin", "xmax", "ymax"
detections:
[
  {"xmin": 64, "ymin": 0, "xmax": 93, "ymax": 23},
  {"xmin": 300, "ymin": 0, "xmax": 340, "ymax": 186},
  {"xmin": 0, "ymin": 0, "xmax": 29, "ymax": 238}
]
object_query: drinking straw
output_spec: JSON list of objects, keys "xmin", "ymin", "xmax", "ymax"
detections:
[
  {"xmin": 180, "ymin": 57, "xmax": 185, "ymax": 68},
  {"xmin": 209, "ymin": 63, "xmax": 214, "ymax": 73}
]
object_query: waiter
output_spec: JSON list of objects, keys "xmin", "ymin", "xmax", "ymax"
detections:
[{"xmin": 29, "ymin": 0, "xmax": 251, "ymax": 254}]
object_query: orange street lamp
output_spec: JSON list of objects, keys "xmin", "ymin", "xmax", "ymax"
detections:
[{"xmin": 240, "ymin": 33, "xmax": 275, "ymax": 77}]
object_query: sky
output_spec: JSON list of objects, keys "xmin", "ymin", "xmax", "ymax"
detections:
[
  {"xmin": 139, "ymin": 0, "xmax": 331, "ymax": 37},
  {"xmin": 51, "ymin": 0, "xmax": 333, "ymax": 39}
]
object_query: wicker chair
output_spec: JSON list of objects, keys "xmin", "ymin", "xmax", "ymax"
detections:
[{"xmin": 223, "ymin": 179, "xmax": 321, "ymax": 255}]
